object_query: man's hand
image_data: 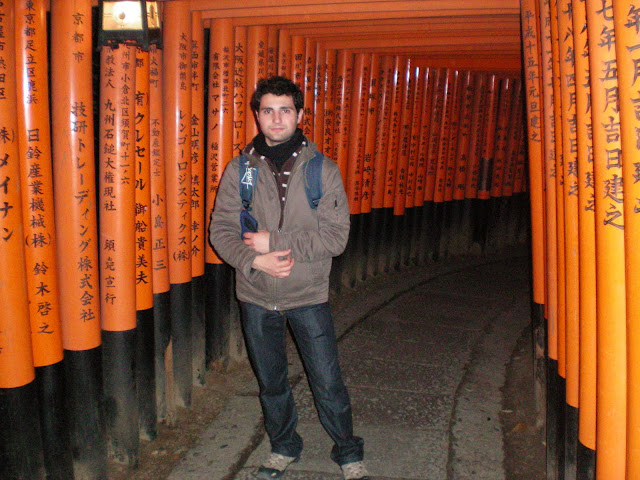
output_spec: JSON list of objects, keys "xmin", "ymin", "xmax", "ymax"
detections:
[
  {"xmin": 243, "ymin": 230, "xmax": 270, "ymax": 254},
  {"xmin": 252, "ymin": 250, "xmax": 294, "ymax": 278}
]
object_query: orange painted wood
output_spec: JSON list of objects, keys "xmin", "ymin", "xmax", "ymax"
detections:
[
  {"xmin": 245, "ymin": 25, "xmax": 268, "ymax": 142},
  {"xmin": 613, "ymin": 1, "xmax": 640, "ymax": 473},
  {"xmin": 464, "ymin": 72, "xmax": 487, "ymax": 199},
  {"xmin": 371, "ymin": 55, "xmax": 393, "ymax": 209},
  {"xmin": 415, "ymin": 67, "xmax": 435, "ymax": 205},
  {"xmin": 163, "ymin": 1, "xmax": 193, "ymax": 284},
  {"xmin": 512, "ymin": 131, "xmax": 527, "ymax": 194},
  {"xmin": 322, "ymin": 49, "xmax": 337, "ymax": 157},
  {"xmin": 557, "ymin": 0, "xmax": 580, "ymax": 408},
  {"xmin": 149, "ymin": 46, "xmax": 171, "ymax": 291},
  {"xmin": 50, "ymin": 0, "xmax": 102, "ymax": 350},
  {"xmin": 384, "ymin": 56, "xmax": 404, "ymax": 208},
  {"xmin": 521, "ymin": 0, "xmax": 546, "ymax": 307},
  {"xmin": 191, "ymin": 14, "xmax": 206, "ymax": 277},
  {"xmin": 406, "ymin": 64, "xmax": 425, "ymax": 207},
  {"xmin": 586, "ymin": 0, "xmax": 628, "ymax": 475},
  {"xmin": 191, "ymin": 0, "xmax": 520, "ymax": 13},
  {"xmin": 192, "ymin": 0, "xmax": 522, "ymax": 24},
  {"xmin": 393, "ymin": 57, "xmax": 412, "ymax": 214},
  {"xmin": 346, "ymin": 53, "xmax": 371, "ymax": 215},
  {"xmin": 550, "ymin": 0, "xmax": 567, "ymax": 379},
  {"xmin": 501, "ymin": 93, "xmax": 523, "ymax": 197},
  {"xmin": 434, "ymin": 69, "xmax": 454, "ymax": 203},
  {"xmin": 572, "ymin": 0, "xmax": 596, "ymax": 451},
  {"xmin": 267, "ymin": 25, "xmax": 279, "ymax": 77},
  {"xmin": 290, "ymin": 35, "xmax": 305, "ymax": 87},
  {"xmin": 319, "ymin": 34, "xmax": 520, "ymax": 53},
  {"xmin": 361, "ymin": 54, "xmax": 380, "ymax": 214},
  {"xmin": 489, "ymin": 78, "xmax": 514, "ymax": 198},
  {"xmin": 443, "ymin": 69, "xmax": 462, "ymax": 202},
  {"xmin": 302, "ymin": 38, "xmax": 316, "ymax": 138},
  {"xmin": 207, "ymin": 19, "xmax": 234, "ymax": 264},
  {"xmin": 278, "ymin": 29, "xmax": 291, "ymax": 76},
  {"xmin": 452, "ymin": 71, "xmax": 473, "ymax": 200},
  {"xmin": 424, "ymin": 68, "xmax": 444, "ymax": 202},
  {"xmin": 99, "ymin": 46, "xmax": 137, "ymax": 332},
  {"xmin": 0, "ymin": 1, "xmax": 34, "ymax": 388},
  {"xmin": 285, "ymin": 16, "xmax": 520, "ymax": 37},
  {"xmin": 134, "ymin": 48, "xmax": 154, "ymax": 310},
  {"xmin": 15, "ymin": 0, "xmax": 63, "ymax": 367},
  {"xmin": 313, "ymin": 42, "xmax": 326, "ymax": 145},
  {"xmin": 333, "ymin": 50, "xmax": 354, "ymax": 182},
  {"xmin": 233, "ymin": 26, "xmax": 247, "ymax": 156},
  {"xmin": 538, "ymin": 0, "xmax": 558, "ymax": 361},
  {"xmin": 477, "ymin": 74, "xmax": 499, "ymax": 200}
]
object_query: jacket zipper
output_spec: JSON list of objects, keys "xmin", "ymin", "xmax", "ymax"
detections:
[{"xmin": 270, "ymin": 156, "xmax": 304, "ymax": 309}]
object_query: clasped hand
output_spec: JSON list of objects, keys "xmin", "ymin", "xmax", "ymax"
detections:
[{"xmin": 244, "ymin": 230, "xmax": 294, "ymax": 278}]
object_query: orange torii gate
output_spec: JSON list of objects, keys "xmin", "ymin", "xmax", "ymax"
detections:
[{"xmin": 1, "ymin": 2, "xmax": 538, "ymax": 478}]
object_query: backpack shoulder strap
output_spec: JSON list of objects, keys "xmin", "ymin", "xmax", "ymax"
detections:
[
  {"xmin": 303, "ymin": 151, "xmax": 324, "ymax": 210},
  {"xmin": 238, "ymin": 155, "xmax": 258, "ymax": 211}
]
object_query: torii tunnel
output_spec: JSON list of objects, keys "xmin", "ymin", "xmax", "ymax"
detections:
[{"xmin": 0, "ymin": 0, "xmax": 639, "ymax": 479}]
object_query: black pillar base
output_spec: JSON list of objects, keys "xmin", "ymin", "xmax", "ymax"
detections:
[
  {"xmin": 565, "ymin": 404, "xmax": 578, "ymax": 480},
  {"xmin": 64, "ymin": 346, "xmax": 108, "ymax": 480},
  {"xmin": 577, "ymin": 441, "xmax": 596, "ymax": 480},
  {"xmin": 205, "ymin": 263, "xmax": 232, "ymax": 366},
  {"xmin": 0, "ymin": 380, "xmax": 46, "ymax": 480},
  {"xmin": 36, "ymin": 361, "xmax": 74, "ymax": 480},
  {"xmin": 153, "ymin": 291, "xmax": 171, "ymax": 421},
  {"xmin": 136, "ymin": 307, "xmax": 157, "ymax": 441},
  {"xmin": 170, "ymin": 281, "xmax": 193, "ymax": 408},
  {"xmin": 192, "ymin": 274, "xmax": 206, "ymax": 386},
  {"xmin": 102, "ymin": 329, "xmax": 139, "ymax": 466}
]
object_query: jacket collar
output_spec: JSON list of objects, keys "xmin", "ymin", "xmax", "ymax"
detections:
[{"xmin": 243, "ymin": 135, "xmax": 319, "ymax": 172}]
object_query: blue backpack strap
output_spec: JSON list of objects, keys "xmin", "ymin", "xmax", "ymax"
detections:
[
  {"xmin": 303, "ymin": 151, "xmax": 324, "ymax": 210},
  {"xmin": 238, "ymin": 155, "xmax": 258, "ymax": 211}
]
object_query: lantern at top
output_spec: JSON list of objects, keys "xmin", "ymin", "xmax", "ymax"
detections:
[{"xmin": 98, "ymin": 0, "xmax": 162, "ymax": 50}]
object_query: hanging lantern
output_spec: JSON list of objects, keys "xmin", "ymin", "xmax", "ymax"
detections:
[{"xmin": 98, "ymin": 0, "xmax": 162, "ymax": 50}]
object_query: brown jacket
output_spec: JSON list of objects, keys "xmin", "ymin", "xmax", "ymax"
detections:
[{"xmin": 210, "ymin": 139, "xmax": 350, "ymax": 310}]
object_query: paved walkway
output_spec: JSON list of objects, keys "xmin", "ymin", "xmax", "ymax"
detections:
[{"xmin": 169, "ymin": 251, "xmax": 531, "ymax": 480}]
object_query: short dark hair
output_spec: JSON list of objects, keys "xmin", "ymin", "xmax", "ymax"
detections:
[{"xmin": 250, "ymin": 76, "xmax": 304, "ymax": 113}]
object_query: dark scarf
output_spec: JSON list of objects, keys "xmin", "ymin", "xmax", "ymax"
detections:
[{"xmin": 252, "ymin": 128, "xmax": 304, "ymax": 172}]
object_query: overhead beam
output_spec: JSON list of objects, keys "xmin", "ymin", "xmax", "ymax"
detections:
[{"xmin": 190, "ymin": 0, "xmax": 520, "ymax": 21}]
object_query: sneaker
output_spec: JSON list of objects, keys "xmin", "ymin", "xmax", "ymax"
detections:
[
  {"xmin": 341, "ymin": 460, "xmax": 370, "ymax": 480},
  {"xmin": 255, "ymin": 452, "xmax": 299, "ymax": 479}
]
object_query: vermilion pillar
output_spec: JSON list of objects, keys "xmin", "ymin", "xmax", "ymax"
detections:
[
  {"xmin": 99, "ymin": 44, "xmax": 139, "ymax": 466},
  {"xmin": 572, "ymin": 0, "xmax": 596, "ymax": 475},
  {"xmin": 0, "ymin": 3, "xmax": 44, "ymax": 478},
  {"xmin": 15, "ymin": 0, "xmax": 72, "ymax": 477},
  {"xmin": 148, "ymin": 45, "xmax": 172, "ymax": 421},
  {"xmin": 50, "ymin": 0, "xmax": 106, "ymax": 476},
  {"xmin": 586, "ymin": 0, "xmax": 628, "ymax": 477},
  {"xmin": 163, "ymin": 0, "xmax": 193, "ymax": 408},
  {"xmin": 557, "ymin": 2, "xmax": 580, "ymax": 477},
  {"xmin": 191, "ymin": 11, "xmax": 206, "ymax": 387},
  {"xmin": 368, "ymin": 55, "xmax": 393, "ymax": 276},
  {"xmin": 206, "ymin": 18, "xmax": 235, "ymax": 364},
  {"xmin": 613, "ymin": 2, "xmax": 640, "ymax": 478},
  {"xmin": 246, "ymin": 25, "xmax": 268, "ymax": 143},
  {"xmin": 322, "ymin": 49, "xmax": 337, "ymax": 157},
  {"xmin": 134, "ymin": 47, "xmax": 157, "ymax": 440}
]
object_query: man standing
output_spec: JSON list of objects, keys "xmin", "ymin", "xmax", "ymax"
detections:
[{"xmin": 210, "ymin": 76, "xmax": 369, "ymax": 480}]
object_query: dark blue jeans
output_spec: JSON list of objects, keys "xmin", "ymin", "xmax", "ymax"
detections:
[{"xmin": 240, "ymin": 301, "xmax": 364, "ymax": 466}]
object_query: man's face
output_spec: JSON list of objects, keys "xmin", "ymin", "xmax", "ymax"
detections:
[{"xmin": 256, "ymin": 93, "xmax": 304, "ymax": 146}]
